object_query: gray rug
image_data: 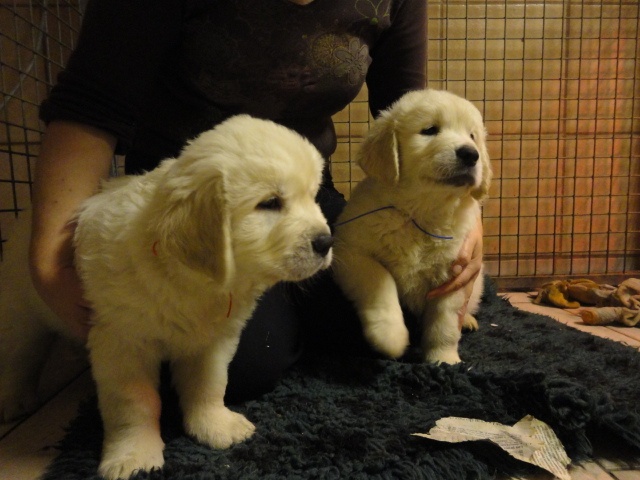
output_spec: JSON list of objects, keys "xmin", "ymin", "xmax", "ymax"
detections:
[{"xmin": 43, "ymin": 279, "xmax": 640, "ymax": 479}]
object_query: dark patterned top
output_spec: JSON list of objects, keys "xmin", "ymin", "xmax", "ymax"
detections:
[{"xmin": 40, "ymin": 0, "xmax": 426, "ymax": 174}]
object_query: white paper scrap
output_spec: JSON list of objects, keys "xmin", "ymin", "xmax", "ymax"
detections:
[{"xmin": 412, "ymin": 415, "xmax": 571, "ymax": 480}]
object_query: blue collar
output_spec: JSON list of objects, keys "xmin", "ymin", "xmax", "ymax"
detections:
[{"xmin": 334, "ymin": 205, "xmax": 454, "ymax": 240}]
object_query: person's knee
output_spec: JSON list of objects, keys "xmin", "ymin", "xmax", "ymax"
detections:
[{"xmin": 225, "ymin": 284, "xmax": 302, "ymax": 403}]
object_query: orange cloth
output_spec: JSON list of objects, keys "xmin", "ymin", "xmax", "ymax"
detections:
[{"xmin": 533, "ymin": 278, "xmax": 640, "ymax": 327}]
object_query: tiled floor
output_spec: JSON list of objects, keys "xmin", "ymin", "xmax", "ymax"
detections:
[
  {"xmin": 499, "ymin": 292, "xmax": 640, "ymax": 480},
  {"xmin": 0, "ymin": 292, "xmax": 638, "ymax": 480},
  {"xmin": 502, "ymin": 292, "xmax": 640, "ymax": 351}
]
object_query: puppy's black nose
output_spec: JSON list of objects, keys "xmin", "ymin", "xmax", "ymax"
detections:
[
  {"xmin": 456, "ymin": 145, "xmax": 479, "ymax": 167},
  {"xmin": 312, "ymin": 234, "xmax": 333, "ymax": 257}
]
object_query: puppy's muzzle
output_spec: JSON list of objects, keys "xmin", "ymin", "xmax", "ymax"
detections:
[
  {"xmin": 456, "ymin": 145, "xmax": 479, "ymax": 167},
  {"xmin": 444, "ymin": 145, "xmax": 480, "ymax": 187},
  {"xmin": 311, "ymin": 233, "xmax": 334, "ymax": 257}
]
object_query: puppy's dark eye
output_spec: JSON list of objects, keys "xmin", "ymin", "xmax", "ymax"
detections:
[
  {"xmin": 470, "ymin": 133, "xmax": 476, "ymax": 141},
  {"xmin": 257, "ymin": 197, "xmax": 282, "ymax": 210},
  {"xmin": 420, "ymin": 126, "xmax": 439, "ymax": 136}
]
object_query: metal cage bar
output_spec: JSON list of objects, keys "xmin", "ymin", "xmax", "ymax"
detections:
[
  {"xmin": 332, "ymin": 0, "xmax": 640, "ymax": 289},
  {"xmin": 0, "ymin": 0, "xmax": 83, "ymax": 255},
  {"xmin": 1, "ymin": 1, "xmax": 639, "ymax": 288}
]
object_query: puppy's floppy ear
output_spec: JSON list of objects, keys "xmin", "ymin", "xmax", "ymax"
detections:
[
  {"xmin": 472, "ymin": 133, "xmax": 492, "ymax": 201},
  {"xmin": 358, "ymin": 114, "xmax": 400, "ymax": 185},
  {"xmin": 152, "ymin": 160, "xmax": 234, "ymax": 285}
]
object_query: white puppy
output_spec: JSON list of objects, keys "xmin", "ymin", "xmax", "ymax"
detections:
[
  {"xmin": 0, "ymin": 115, "xmax": 333, "ymax": 479},
  {"xmin": 333, "ymin": 90, "xmax": 491, "ymax": 364}
]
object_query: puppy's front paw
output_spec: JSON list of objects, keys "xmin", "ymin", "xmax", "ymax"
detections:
[
  {"xmin": 99, "ymin": 428, "xmax": 164, "ymax": 480},
  {"xmin": 425, "ymin": 347, "xmax": 461, "ymax": 365},
  {"xmin": 185, "ymin": 405, "xmax": 255, "ymax": 449},
  {"xmin": 362, "ymin": 309, "xmax": 409, "ymax": 359}
]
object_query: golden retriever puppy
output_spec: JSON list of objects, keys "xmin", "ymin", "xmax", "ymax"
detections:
[
  {"xmin": 0, "ymin": 115, "xmax": 333, "ymax": 479},
  {"xmin": 333, "ymin": 90, "xmax": 491, "ymax": 364}
]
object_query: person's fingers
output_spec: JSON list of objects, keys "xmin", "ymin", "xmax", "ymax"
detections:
[
  {"xmin": 66, "ymin": 306, "xmax": 93, "ymax": 342},
  {"xmin": 38, "ymin": 265, "xmax": 93, "ymax": 343},
  {"xmin": 64, "ymin": 267, "xmax": 93, "ymax": 341},
  {"xmin": 427, "ymin": 216, "xmax": 483, "ymax": 299},
  {"xmin": 427, "ymin": 259, "xmax": 480, "ymax": 299},
  {"xmin": 457, "ymin": 298, "xmax": 470, "ymax": 330}
]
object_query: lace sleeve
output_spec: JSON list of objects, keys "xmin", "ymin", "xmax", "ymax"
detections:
[
  {"xmin": 39, "ymin": 0, "xmax": 184, "ymax": 154},
  {"xmin": 366, "ymin": 0, "xmax": 427, "ymax": 117}
]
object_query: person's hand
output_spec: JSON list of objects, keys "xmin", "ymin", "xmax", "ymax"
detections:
[
  {"xmin": 426, "ymin": 216, "xmax": 483, "ymax": 319},
  {"xmin": 30, "ymin": 221, "xmax": 93, "ymax": 343}
]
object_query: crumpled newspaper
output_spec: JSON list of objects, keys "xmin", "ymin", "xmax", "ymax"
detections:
[{"xmin": 412, "ymin": 415, "xmax": 571, "ymax": 479}]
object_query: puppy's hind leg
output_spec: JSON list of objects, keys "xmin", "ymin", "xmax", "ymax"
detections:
[
  {"xmin": 172, "ymin": 333, "xmax": 255, "ymax": 450},
  {"xmin": 90, "ymin": 339, "xmax": 165, "ymax": 480},
  {"xmin": 333, "ymin": 251, "xmax": 409, "ymax": 359},
  {"xmin": 461, "ymin": 313, "xmax": 479, "ymax": 332}
]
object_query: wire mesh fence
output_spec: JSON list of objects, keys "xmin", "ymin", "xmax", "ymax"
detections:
[
  {"xmin": 1, "ymin": 0, "xmax": 639, "ymax": 288},
  {"xmin": 333, "ymin": 0, "xmax": 640, "ymax": 288},
  {"xmin": 0, "ymin": 0, "xmax": 84, "ymax": 254}
]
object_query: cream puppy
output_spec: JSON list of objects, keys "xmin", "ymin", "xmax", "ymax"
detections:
[
  {"xmin": 0, "ymin": 115, "xmax": 333, "ymax": 479},
  {"xmin": 333, "ymin": 90, "xmax": 491, "ymax": 364}
]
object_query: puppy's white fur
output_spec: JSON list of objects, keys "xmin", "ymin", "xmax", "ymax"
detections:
[
  {"xmin": 333, "ymin": 90, "xmax": 491, "ymax": 364},
  {"xmin": 0, "ymin": 115, "xmax": 332, "ymax": 479}
]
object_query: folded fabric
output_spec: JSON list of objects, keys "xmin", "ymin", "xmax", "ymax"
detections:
[
  {"xmin": 533, "ymin": 278, "xmax": 640, "ymax": 327},
  {"xmin": 580, "ymin": 306, "xmax": 640, "ymax": 327},
  {"xmin": 532, "ymin": 279, "xmax": 613, "ymax": 309},
  {"xmin": 579, "ymin": 278, "xmax": 640, "ymax": 327}
]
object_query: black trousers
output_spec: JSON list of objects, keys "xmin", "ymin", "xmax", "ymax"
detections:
[{"xmin": 225, "ymin": 183, "xmax": 368, "ymax": 403}]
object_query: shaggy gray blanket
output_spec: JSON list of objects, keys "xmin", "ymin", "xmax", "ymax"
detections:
[{"xmin": 43, "ymin": 279, "xmax": 640, "ymax": 479}]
